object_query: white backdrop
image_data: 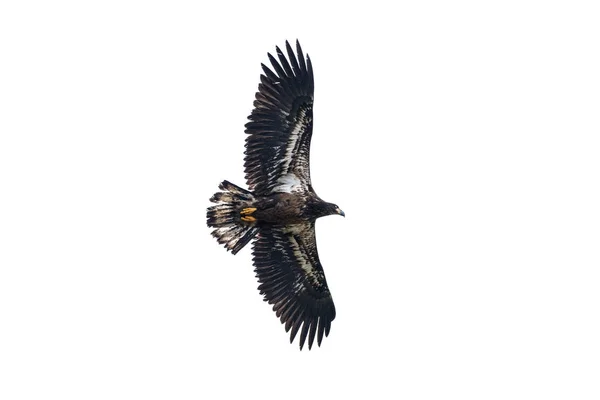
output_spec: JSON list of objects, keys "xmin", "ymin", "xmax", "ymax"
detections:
[{"xmin": 1, "ymin": 1, "xmax": 599, "ymax": 399}]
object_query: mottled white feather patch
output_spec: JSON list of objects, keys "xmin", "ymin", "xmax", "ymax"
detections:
[
  {"xmin": 272, "ymin": 173, "xmax": 302, "ymax": 193},
  {"xmin": 272, "ymin": 108, "xmax": 308, "ymax": 193},
  {"xmin": 288, "ymin": 235, "xmax": 315, "ymax": 278}
]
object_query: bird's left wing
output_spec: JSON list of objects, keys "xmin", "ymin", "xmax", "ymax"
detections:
[
  {"xmin": 244, "ymin": 40, "xmax": 314, "ymax": 196},
  {"xmin": 252, "ymin": 222, "xmax": 336, "ymax": 350}
]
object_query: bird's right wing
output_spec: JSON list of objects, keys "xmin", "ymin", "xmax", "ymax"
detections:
[{"xmin": 244, "ymin": 40, "xmax": 314, "ymax": 196}]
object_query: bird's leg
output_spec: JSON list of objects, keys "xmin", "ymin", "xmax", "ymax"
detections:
[
  {"xmin": 240, "ymin": 207, "xmax": 257, "ymax": 215},
  {"xmin": 240, "ymin": 207, "xmax": 257, "ymax": 222}
]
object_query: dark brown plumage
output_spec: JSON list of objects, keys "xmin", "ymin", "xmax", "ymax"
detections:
[{"xmin": 207, "ymin": 41, "xmax": 344, "ymax": 350}]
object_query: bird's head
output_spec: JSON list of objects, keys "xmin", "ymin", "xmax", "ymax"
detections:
[
  {"xmin": 325, "ymin": 202, "xmax": 345, "ymax": 218},
  {"xmin": 306, "ymin": 198, "xmax": 345, "ymax": 219}
]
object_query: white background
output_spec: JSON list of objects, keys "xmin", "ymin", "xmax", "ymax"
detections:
[{"xmin": 1, "ymin": 1, "xmax": 599, "ymax": 399}]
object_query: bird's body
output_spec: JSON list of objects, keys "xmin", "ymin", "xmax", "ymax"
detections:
[
  {"xmin": 207, "ymin": 41, "xmax": 343, "ymax": 350},
  {"xmin": 249, "ymin": 192, "xmax": 307, "ymax": 225}
]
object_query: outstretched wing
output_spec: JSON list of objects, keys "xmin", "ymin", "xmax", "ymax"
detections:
[
  {"xmin": 252, "ymin": 223, "xmax": 336, "ymax": 350},
  {"xmin": 244, "ymin": 40, "xmax": 314, "ymax": 196}
]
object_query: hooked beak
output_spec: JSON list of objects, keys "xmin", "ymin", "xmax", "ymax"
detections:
[{"xmin": 336, "ymin": 207, "xmax": 345, "ymax": 217}]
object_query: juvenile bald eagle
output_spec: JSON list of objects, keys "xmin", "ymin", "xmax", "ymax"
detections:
[{"xmin": 207, "ymin": 41, "xmax": 344, "ymax": 350}]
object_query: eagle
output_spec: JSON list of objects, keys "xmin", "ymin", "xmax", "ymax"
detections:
[{"xmin": 207, "ymin": 40, "xmax": 344, "ymax": 350}]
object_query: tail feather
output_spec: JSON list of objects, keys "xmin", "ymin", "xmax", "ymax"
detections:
[{"xmin": 207, "ymin": 180, "xmax": 258, "ymax": 254}]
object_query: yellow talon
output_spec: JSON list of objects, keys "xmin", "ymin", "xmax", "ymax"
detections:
[
  {"xmin": 240, "ymin": 207, "xmax": 257, "ymax": 215},
  {"xmin": 241, "ymin": 216, "xmax": 256, "ymax": 222}
]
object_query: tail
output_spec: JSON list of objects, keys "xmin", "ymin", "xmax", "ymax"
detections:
[{"xmin": 207, "ymin": 180, "xmax": 259, "ymax": 255}]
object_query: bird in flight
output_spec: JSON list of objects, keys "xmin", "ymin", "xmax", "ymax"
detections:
[{"xmin": 207, "ymin": 40, "xmax": 344, "ymax": 350}]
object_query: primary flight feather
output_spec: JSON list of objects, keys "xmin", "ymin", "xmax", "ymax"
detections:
[{"xmin": 207, "ymin": 40, "xmax": 344, "ymax": 350}]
